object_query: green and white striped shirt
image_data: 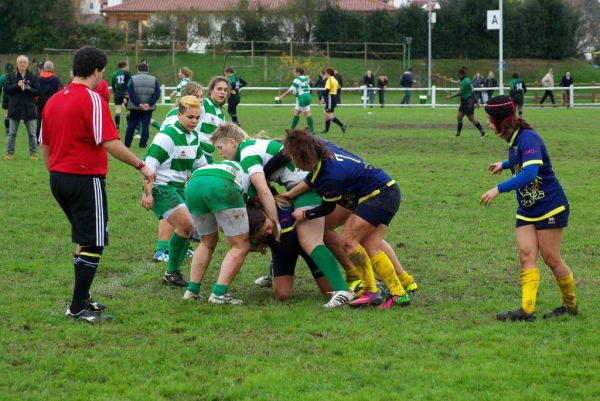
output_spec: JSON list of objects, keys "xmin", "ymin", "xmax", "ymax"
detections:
[
  {"xmin": 235, "ymin": 139, "xmax": 308, "ymax": 190},
  {"xmin": 200, "ymin": 97, "xmax": 225, "ymax": 136},
  {"xmin": 191, "ymin": 160, "xmax": 250, "ymax": 195},
  {"xmin": 144, "ymin": 121, "xmax": 208, "ymax": 188},
  {"xmin": 160, "ymin": 107, "xmax": 215, "ymax": 163},
  {"xmin": 290, "ymin": 75, "xmax": 312, "ymax": 106},
  {"xmin": 175, "ymin": 77, "xmax": 191, "ymax": 99}
]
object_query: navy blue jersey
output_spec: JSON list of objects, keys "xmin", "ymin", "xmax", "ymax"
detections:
[
  {"xmin": 305, "ymin": 142, "xmax": 393, "ymax": 204},
  {"xmin": 506, "ymin": 128, "xmax": 568, "ymax": 221},
  {"xmin": 277, "ymin": 202, "xmax": 296, "ymax": 233}
]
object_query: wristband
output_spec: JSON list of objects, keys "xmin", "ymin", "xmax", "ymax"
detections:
[{"xmin": 135, "ymin": 160, "xmax": 145, "ymax": 170}]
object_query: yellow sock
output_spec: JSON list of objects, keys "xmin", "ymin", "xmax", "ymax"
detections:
[
  {"xmin": 520, "ymin": 267, "xmax": 540, "ymax": 314},
  {"xmin": 371, "ymin": 251, "xmax": 405, "ymax": 296},
  {"xmin": 347, "ymin": 245, "xmax": 378, "ymax": 293},
  {"xmin": 344, "ymin": 264, "xmax": 361, "ymax": 285},
  {"xmin": 398, "ymin": 271, "xmax": 415, "ymax": 289},
  {"xmin": 557, "ymin": 273, "xmax": 577, "ymax": 309}
]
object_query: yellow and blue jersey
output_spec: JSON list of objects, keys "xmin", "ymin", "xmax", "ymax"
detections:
[
  {"xmin": 305, "ymin": 141, "xmax": 393, "ymax": 205},
  {"xmin": 505, "ymin": 128, "xmax": 568, "ymax": 221}
]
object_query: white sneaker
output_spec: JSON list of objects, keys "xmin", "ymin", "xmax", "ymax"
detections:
[
  {"xmin": 134, "ymin": 134, "xmax": 142, "ymax": 139},
  {"xmin": 254, "ymin": 275, "xmax": 272, "ymax": 288},
  {"xmin": 208, "ymin": 293, "xmax": 244, "ymax": 305},
  {"xmin": 183, "ymin": 290, "xmax": 199, "ymax": 301},
  {"xmin": 324, "ymin": 290, "xmax": 354, "ymax": 309}
]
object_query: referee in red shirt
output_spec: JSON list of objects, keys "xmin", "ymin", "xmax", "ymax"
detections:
[{"xmin": 40, "ymin": 46, "xmax": 155, "ymax": 323}]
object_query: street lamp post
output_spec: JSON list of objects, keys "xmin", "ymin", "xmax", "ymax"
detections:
[{"xmin": 405, "ymin": 36, "xmax": 412, "ymax": 69}]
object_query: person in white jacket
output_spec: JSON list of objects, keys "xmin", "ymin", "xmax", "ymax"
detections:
[{"xmin": 539, "ymin": 68, "xmax": 556, "ymax": 106}]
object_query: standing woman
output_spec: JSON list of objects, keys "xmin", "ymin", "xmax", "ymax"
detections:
[
  {"xmin": 224, "ymin": 67, "xmax": 247, "ymax": 127},
  {"xmin": 199, "ymin": 76, "xmax": 228, "ymax": 138},
  {"xmin": 321, "ymin": 68, "xmax": 347, "ymax": 135},
  {"xmin": 283, "ymin": 130, "xmax": 410, "ymax": 308},
  {"xmin": 276, "ymin": 67, "xmax": 315, "ymax": 132},
  {"xmin": 142, "ymin": 96, "xmax": 207, "ymax": 287},
  {"xmin": 480, "ymin": 95, "xmax": 577, "ymax": 321}
]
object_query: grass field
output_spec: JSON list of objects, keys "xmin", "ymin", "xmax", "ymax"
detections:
[{"xmin": 1, "ymin": 104, "xmax": 599, "ymax": 401}]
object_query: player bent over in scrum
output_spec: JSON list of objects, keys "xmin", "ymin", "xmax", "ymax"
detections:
[
  {"xmin": 183, "ymin": 161, "xmax": 252, "ymax": 304},
  {"xmin": 247, "ymin": 196, "xmax": 333, "ymax": 301}
]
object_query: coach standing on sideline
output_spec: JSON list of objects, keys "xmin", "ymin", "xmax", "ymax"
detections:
[
  {"xmin": 125, "ymin": 63, "xmax": 160, "ymax": 148},
  {"xmin": 40, "ymin": 46, "xmax": 155, "ymax": 323}
]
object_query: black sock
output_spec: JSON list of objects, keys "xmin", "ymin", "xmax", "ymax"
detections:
[
  {"xmin": 332, "ymin": 117, "xmax": 344, "ymax": 127},
  {"xmin": 4, "ymin": 118, "xmax": 8, "ymax": 131},
  {"xmin": 231, "ymin": 113, "xmax": 238, "ymax": 124},
  {"xmin": 474, "ymin": 121, "xmax": 484, "ymax": 134},
  {"xmin": 70, "ymin": 254, "xmax": 99, "ymax": 313},
  {"xmin": 325, "ymin": 120, "xmax": 331, "ymax": 131},
  {"xmin": 456, "ymin": 121, "xmax": 463, "ymax": 135},
  {"xmin": 115, "ymin": 114, "xmax": 120, "ymax": 128}
]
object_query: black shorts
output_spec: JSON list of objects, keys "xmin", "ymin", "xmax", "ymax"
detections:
[
  {"xmin": 354, "ymin": 183, "xmax": 401, "ymax": 227},
  {"xmin": 50, "ymin": 172, "xmax": 109, "ymax": 246},
  {"xmin": 459, "ymin": 96, "xmax": 475, "ymax": 115},
  {"xmin": 512, "ymin": 94, "xmax": 524, "ymax": 106},
  {"xmin": 114, "ymin": 89, "xmax": 128, "ymax": 106},
  {"xmin": 325, "ymin": 94, "xmax": 338, "ymax": 113},
  {"xmin": 267, "ymin": 232, "xmax": 324, "ymax": 279},
  {"xmin": 516, "ymin": 206, "xmax": 569, "ymax": 230}
]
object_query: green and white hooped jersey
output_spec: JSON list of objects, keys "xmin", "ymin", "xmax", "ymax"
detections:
[
  {"xmin": 175, "ymin": 77, "xmax": 191, "ymax": 99},
  {"xmin": 200, "ymin": 97, "xmax": 225, "ymax": 136},
  {"xmin": 236, "ymin": 139, "xmax": 309, "ymax": 190},
  {"xmin": 291, "ymin": 75, "xmax": 312, "ymax": 106},
  {"xmin": 191, "ymin": 160, "xmax": 251, "ymax": 196},
  {"xmin": 160, "ymin": 107, "xmax": 215, "ymax": 163},
  {"xmin": 144, "ymin": 121, "xmax": 208, "ymax": 188}
]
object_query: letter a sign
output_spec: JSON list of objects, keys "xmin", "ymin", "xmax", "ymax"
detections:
[{"xmin": 487, "ymin": 10, "xmax": 501, "ymax": 30}]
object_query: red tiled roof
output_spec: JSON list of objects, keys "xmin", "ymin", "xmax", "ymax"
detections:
[{"xmin": 103, "ymin": 0, "xmax": 396, "ymax": 13}]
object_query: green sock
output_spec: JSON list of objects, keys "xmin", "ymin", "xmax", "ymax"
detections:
[
  {"xmin": 291, "ymin": 115, "xmax": 300, "ymax": 128},
  {"xmin": 167, "ymin": 232, "xmax": 190, "ymax": 273},
  {"xmin": 310, "ymin": 245, "xmax": 349, "ymax": 291},
  {"xmin": 151, "ymin": 120, "xmax": 161, "ymax": 130},
  {"xmin": 307, "ymin": 116, "xmax": 314, "ymax": 132},
  {"xmin": 187, "ymin": 281, "xmax": 201, "ymax": 295},
  {"xmin": 212, "ymin": 283, "xmax": 228, "ymax": 296},
  {"xmin": 156, "ymin": 239, "xmax": 169, "ymax": 251}
]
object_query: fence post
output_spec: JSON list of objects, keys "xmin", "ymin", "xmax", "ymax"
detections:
[
  {"xmin": 160, "ymin": 84, "xmax": 165, "ymax": 104},
  {"xmin": 171, "ymin": 40, "xmax": 175, "ymax": 66},
  {"xmin": 212, "ymin": 44, "xmax": 216, "ymax": 65},
  {"xmin": 290, "ymin": 41, "xmax": 293, "ymax": 58},
  {"xmin": 364, "ymin": 42, "xmax": 367, "ymax": 69},
  {"xmin": 431, "ymin": 85, "xmax": 436, "ymax": 108},
  {"xmin": 533, "ymin": 81, "xmax": 539, "ymax": 104},
  {"xmin": 592, "ymin": 81, "xmax": 596, "ymax": 103},
  {"xmin": 362, "ymin": 85, "xmax": 367, "ymax": 108},
  {"xmin": 569, "ymin": 84, "xmax": 574, "ymax": 109},
  {"xmin": 326, "ymin": 42, "xmax": 330, "ymax": 59},
  {"xmin": 251, "ymin": 41, "xmax": 255, "ymax": 66},
  {"xmin": 264, "ymin": 56, "xmax": 268, "ymax": 83},
  {"xmin": 135, "ymin": 40, "xmax": 140, "ymax": 65}
]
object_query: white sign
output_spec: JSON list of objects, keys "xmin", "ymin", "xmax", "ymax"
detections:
[
  {"xmin": 431, "ymin": 12, "xmax": 436, "ymax": 24},
  {"xmin": 487, "ymin": 10, "xmax": 501, "ymax": 30}
]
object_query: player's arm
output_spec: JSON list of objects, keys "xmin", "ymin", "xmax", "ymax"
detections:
[
  {"xmin": 40, "ymin": 144, "xmax": 50, "ymax": 170},
  {"xmin": 280, "ymin": 180, "xmax": 309, "ymax": 200},
  {"xmin": 141, "ymin": 176, "xmax": 154, "ymax": 210},
  {"xmin": 103, "ymin": 139, "xmax": 155, "ymax": 181},
  {"xmin": 250, "ymin": 172, "xmax": 281, "ymax": 240},
  {"xmin": 263, "ymin": 151, "xmax": 291, "ymax": 178}
]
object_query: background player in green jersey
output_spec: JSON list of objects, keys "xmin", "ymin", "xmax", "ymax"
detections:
[
  {"xmin": 224, "ymin": 66, "xmax": 247, "ymax": 127},
  {"xmin": 446, "ymin": 68, "xmax": 487, "ymax": 139},
  {"xmin": 509, "ymin": 72, "xmax": 527, "ymax": 117},
  {"xmin": 276, "ymin": 67, "xmax": 315, "ymax": 132},
  {"xmin": 110, "ymin": 61, "xmax": 131, "ymax": 131},
  {"xmin": 169, "ymin": 66, "xmax": 192, "ymax": 101}
]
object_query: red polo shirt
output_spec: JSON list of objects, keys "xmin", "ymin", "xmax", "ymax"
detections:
[{"xmin": 40, "ymin": 82, "xmax": 120, "ymax": 178}]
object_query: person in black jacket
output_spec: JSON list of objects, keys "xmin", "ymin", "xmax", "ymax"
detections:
[
  {"xmin": 377, "ymin": 75, "xmax": 388, "ymax": 108},
  {"xmin": 559, "ymin": 72, "xmax": 573, "ymax": 107},
  {"xmin": 484, "ymin": 71, "xmax": 497, "ymax": 103},
  {"xmin": 36, "ymin": 61, "xmax": 63, "ymax": 141},
  {"xmin": 4, "ymin": 55, "xmax": 39, "ymax": 160},
  {"xmin": 363, "ymin": 70, "xmax": 375, "ymax": 107}
]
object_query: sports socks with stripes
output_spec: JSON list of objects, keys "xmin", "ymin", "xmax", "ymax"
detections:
[{"xmin": 70, "ymin": 246, "xmax": 102, "ymax": 314}]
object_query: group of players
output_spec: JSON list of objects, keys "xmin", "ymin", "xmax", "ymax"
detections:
[{"xmin": 41, "ymin": 46, "xmax": 578, "ymax": 323}]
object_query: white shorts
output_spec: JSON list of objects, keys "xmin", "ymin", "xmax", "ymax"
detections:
[
  {"xmin": 192, "ymin": 207, "xmax": 249, "ymax": 237},
  {"xmin": 163, "ymin": 203, "xmax": 187, "ymax": 220},
  {"xmin": 294, "ymin": 101, "xmax": 311, "ymax": 113}
]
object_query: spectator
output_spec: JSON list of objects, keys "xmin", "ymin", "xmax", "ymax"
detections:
[
  {"xmin": 110, "ymin": 60, "xmax": 131, "ymax": 131},
  {"xmin": 36, "ymin": 61, "xmax": 63, "ymax": 141},
  {"xmin": 559, "ymin": 71, "xmax": 573, "ymax": 108},
  {"xmin": 3, "ymin": 55, "xmax": 39, "ymax": 160},
  {"xmin": 333, "ymin": 69, "xmax": 343, "ymax": 104},
  {"xmin": 224, "ymin": 66, "xmax": 247, "ymax": 126},
  {"xmin": 472, "ymin": 72, "xmax": 485, "ymax": 105},
  {"xmin": 484, "ymin": 71, "xmax": 497, "ymax": 103},
  {"xmin": 94, "ymin": 78, "xmax": 110, "ymax": 103},
  {"xmin": 125, "ymin": 63, "xmax": 160, "ymax": 148},
  {"xmin": 509, "ymin": 72, "xmax": 527, "ymax": 118},
  {"xmin": 363, "ymin": 70, "xmax": 375, "ymax": 107},
  {"xmin": 315, "ymin": 71, "xmax": 327, "ymax": 104},
  {"xmin": 377, "ymin": 75, "xmax": 388, "ymax": 108},
  {"xmin": 400, "ymin": 68, "xmax": 414, "ymax": 105},
  {"xmin": 0, "ymin": 63, "xmax": 14, "ymax": 134},
  {"xmin": 539, "ymin": 68, "xmax": 555, "ymax": 106},
  {"xmin": 39, "ymin": 46, "xmax": 155, "ymax": 323}
]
